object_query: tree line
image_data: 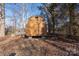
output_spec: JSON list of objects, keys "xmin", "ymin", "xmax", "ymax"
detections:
[{"xmin": 38, "ymin": 3, "xmax": 79, "ymax": 36}]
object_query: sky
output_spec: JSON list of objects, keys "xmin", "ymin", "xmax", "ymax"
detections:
[
  {"xmin": 5, "ymin": 3, "xmax": 42, "ymax": 19},
  {"xmin": 5, "ymin": 3, "xmax": 42, "ymax": 27}
]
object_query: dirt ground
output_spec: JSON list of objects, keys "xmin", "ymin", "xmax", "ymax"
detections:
[{"xmin": 0, "ymin": 35, "xmax": 78, "ymax": 56}]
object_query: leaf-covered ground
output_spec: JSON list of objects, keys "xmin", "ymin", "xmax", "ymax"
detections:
[{"xmin": 0, "ymin": 36, "xmax": 78, "ymax": 56}]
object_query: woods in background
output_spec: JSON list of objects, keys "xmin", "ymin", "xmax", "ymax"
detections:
[
  {"xmin": 39, "ymin": 3, "xmax": 79, "ymax": 36},
  {"xmin": 0, "ymin": 3, "xmax": 79, "ymax": 36}
]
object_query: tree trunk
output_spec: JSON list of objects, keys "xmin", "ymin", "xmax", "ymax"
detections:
[
  {"xmin": 68, "ymin": 4, "xmax": 75, "ymax": 35},
  {"xmin": 0, "ymin": 4, "xmax": 5, "ymax": 36}
]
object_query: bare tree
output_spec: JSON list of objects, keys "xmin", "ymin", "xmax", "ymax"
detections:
[
  {"xmin": 7, "ymin": 3, "xmax": 27, "ymax": 35},
  {"xmin": 68, "ymin": 4, "xmax": 75, "ymax": 35},
  {"xmin": 0, "ymin": 3, "xmax": 5, "ymax": 36}
]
